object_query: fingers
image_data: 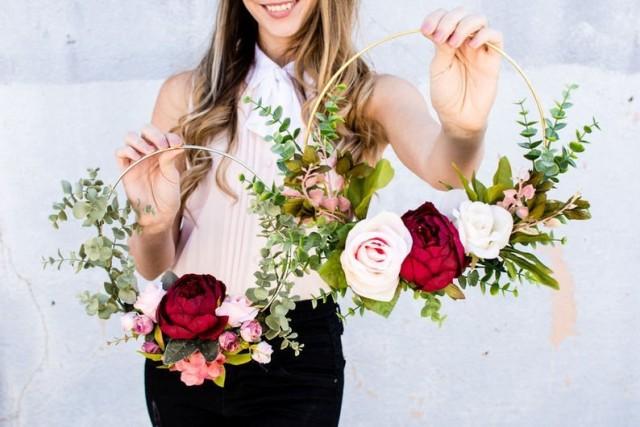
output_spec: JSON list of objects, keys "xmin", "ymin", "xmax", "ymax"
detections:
[
  {"xmin": 449, "ymin": 14, "xmax": 488, "ymax": 48},
  {"xmin": 421, "ymin": 8, "xmax": 501, "ymax": 50},
  {"xmin": 430, "ymin": 7, "xmax": 468, "ymax": 45},
  {"xmin": 165, "ymin": 132, "xmax": 183, "ymax": 148},
  {"xmin": 141, "ymin": 124, "xmax": 169, "ymax": 150},
  {"xmin": 124, "ymin": 131, "xmax": 156, "ymax": 155},
  {"xmin": 158, "ymin": 132, "xmax": 185, "ymax": 177},
  {"xmin": 421, "ymin": 9, "xmax": 447, "ymax": 37},
  {"xmin": 468, "ymin": 27, "xmax": 504, "ymax": 50},
  {"xmin": 115, "ymin": 145, "xmax": 142, "ymax": 171}
]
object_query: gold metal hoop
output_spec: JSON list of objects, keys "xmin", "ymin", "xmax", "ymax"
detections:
[
  {"xmin": 109, "ymin": 145, "xmax": 262, "ymax": 195},
  {"xmin": 303, "ymin": 28, "xmax": 548, "ymax": 148}
]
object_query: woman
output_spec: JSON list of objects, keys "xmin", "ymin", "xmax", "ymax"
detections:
[{"xmin": 115, "ymin": 1, "xmax": 502, "ymax": 426}]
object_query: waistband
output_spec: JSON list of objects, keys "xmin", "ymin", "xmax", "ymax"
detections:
[{"xmin": 287, "ymin": 298, "xmax": 341, "ymax": 323}]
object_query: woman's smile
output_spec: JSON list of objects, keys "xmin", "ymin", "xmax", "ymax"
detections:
[{"xmin": 260, "ymin": 1, "xmax": 299, "ymax": 19}]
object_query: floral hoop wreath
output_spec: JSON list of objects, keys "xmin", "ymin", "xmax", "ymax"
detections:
[{"xmin": 45, "ymin": 29, "xmax": 598, "ymax": 387}]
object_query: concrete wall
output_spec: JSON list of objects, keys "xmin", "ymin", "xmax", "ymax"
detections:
[{"xmin": 1, "ymin": 1, "xmax": 638, "ymax": 426}]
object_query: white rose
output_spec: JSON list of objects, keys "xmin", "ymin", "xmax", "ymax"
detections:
[
  {"xmin": 453, "ymin": 201, "xmax": 513, "ymax": 259},
  {"xmin": 215, "ymin": 295, "xmax": 258, "ymax": 327},
  {"xmin": 251, "ymin": 341, "xmax": 273, "ymax": 364},
  {"xmin": 340, "ymin": 211, "xmax": 412, "ymax": 302},
  {"xmin": 133, "ymin": 283, "xmax": 166, "ymax": 322}
]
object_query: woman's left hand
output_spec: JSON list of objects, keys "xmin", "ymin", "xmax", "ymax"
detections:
[{"xmin": 421, "ymin": 7, "xmax": 503, "ymax": 138}]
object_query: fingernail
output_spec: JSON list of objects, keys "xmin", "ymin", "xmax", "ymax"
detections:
[
  {"xmin": 434, "ymin": 30, "xmax": 443, "ymax": 43},
  {"xmin": 448, "ymin": 36, "xmax": 458, "ymax": 47}
]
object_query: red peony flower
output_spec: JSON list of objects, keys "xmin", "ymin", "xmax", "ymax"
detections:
[
  {"xmin": 157, "ymin": 274, "xmax": 228, "ymax": 341},
  {"xmin": 400, "ymin": 202, "xmax": 467, "ymax": 292}
]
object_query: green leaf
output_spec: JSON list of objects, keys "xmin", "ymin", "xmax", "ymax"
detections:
[
  {"xmin": 452, "ymin": 163, "xmax": 478, "ymax": 201},
  {"xmin": 72, "ymin": 201, "xmax": 90, "ymax": 219},
  {"xmin": 569, "ymin": 142, "xmax": 585, "ymax": 153},
  {"xmin": 118, "ymin": 288, "xmax": 137, "ymax": 304},
  {"xmin": 272, "ymin": 106, "xmax": 283, "ymax": 121},
  {"xmin": 137, "ymin": 351, "xmax": 163, "ymax": 362},
  {"xmin": 212, "ymin": 366, "xmax": 226, "ymax": 387},
  {"xmin": 486, "ymin": 184, "xmax": 508, "ymax": 204},
  {"xmin": 471, "ymin": 172, "xmax": 488, "ymax": 202},
  {"xmin": 302, "ymin": 145, "xmax": 319, "ymax": 164},
  {"xmin": 61, "ymin": 180, "xmax": 72, "ymax": 194},
  {"xmin": 347, "ymin": 159, "xmax": 395, "ymax": 219},
  {"xmin": 162, "ymin": 340, "xmax": 198, "ymax": 365},
  {"xmin": 360, "ymin": 286, "xmax": 401, "ymax": 318},
  {"xmin": 492, "ymin": 157, "xmax": 514, "ymax": 188},
  {"xmin": 225, "ymin": 352, "xmax": 252, "ymax": 366},
  {"xmin": 197, "ymin": 340, "xmax": 220, "ymax": 362},
  {"xmin": 154, "ymin": 326, "xmax": 165, "ymax": 351},
  {"xmin": 318, "ymin": 250, "xmax": 348, "ymax": 291},
  {"xmin": 443, "ymin": 283, "xmax": 466, "ymax": 300},
  {"xmin": 500, "ymin": 249, "xmax": 559, "ymax": 289}
]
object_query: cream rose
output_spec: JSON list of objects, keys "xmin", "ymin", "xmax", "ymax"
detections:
[
  {"xmin": 453, "ymin": 201, "xmax": 513, "ymax": 259},
  {"xmin": 340, "ymin": 211, "xmax": 412, "ymax": 302}
]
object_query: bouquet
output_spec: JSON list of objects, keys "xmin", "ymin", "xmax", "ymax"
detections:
[
  {"xmin": 240, "ymin": 83, "xmax": 598, "ymax": 323},
  {"xmin": 44, "ymin": 170, "xmax": 273, "ymax": 386}
]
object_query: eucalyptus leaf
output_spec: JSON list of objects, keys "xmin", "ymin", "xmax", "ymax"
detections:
[{"xmin": 163, "ymin": 340, "xmax": 198, "ymax": 365}]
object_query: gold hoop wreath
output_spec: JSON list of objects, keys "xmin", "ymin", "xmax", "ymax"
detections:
[{"xmin": 112, "ymin": 28, "xmax": 547, "ymax": 192}]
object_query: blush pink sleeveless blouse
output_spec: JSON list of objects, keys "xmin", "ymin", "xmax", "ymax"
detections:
[{"xmin": 171, "ymin": 46, "xmax": 330, "ymax": 300}]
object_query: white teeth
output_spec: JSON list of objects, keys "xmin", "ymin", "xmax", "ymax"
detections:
[{"xmin": 265, "ymin": 2, "xmax": 293, "ymax": 13}]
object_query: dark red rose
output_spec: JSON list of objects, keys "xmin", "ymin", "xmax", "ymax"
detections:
[
  {"xmin": 400, "ymin": 202, "xmax": 467, "ymax": 292},
  {"xmin": 157, "ymin": 274, "xmax": 228, "ymax": 341}
]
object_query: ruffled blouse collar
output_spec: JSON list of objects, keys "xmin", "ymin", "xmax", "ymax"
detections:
[{"xmin": 242, "ymin": 45, "xmax": 310, "ymax": 139}]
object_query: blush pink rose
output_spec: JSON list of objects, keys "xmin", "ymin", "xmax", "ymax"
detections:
[
  {"xmin": 141, "ymin": 341, "xmax": 161, "ymax": 354},
  {"xmin": 218, "ymin": 331, "xmax": 240, "ymax": 352},
  {"xmin": 340, "ymin": 211, "xmax": 412, "ymax": 301},
  {"xmin": 215, "ymin": 296, "xmax": 258, "ymax": 327},
  {"xmin": 240, "ymin": 320, "xmax": 262, "ymax": 343},
  {"xmin": 133, "ymin": 314, "xmax": 154, "ymax": 335},
  {"xmin": 134, "ymin": 283, "xmax": 166, "ymax": 322}
]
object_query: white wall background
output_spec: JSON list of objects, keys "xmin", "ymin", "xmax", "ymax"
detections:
[{"xmin": 1, "ymin": 1, "xmax": 639, "ymax": 426}]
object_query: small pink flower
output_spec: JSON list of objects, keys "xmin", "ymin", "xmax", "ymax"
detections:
[
  {"xmin": 215, "ymin": 295, "xmax": 258, "ymax": 327},
  {"xmin": 304, "ymin": 175, "xmax": 319, "ymax": 188},
  {"xmin": 173, "ymin": 351, "xmax": 209, "ymax": 386},
  {"xmin": 282, "ymin": 187, "xmax": 302, "ymax": 198},
  {"xmin": 219, "ymin": 331, "xmax": 240, "ymax": 352},
  {"xmin": 521, "ymin": 184, "xmax": 535, "ymax": 200},
  {"xmin": 500, "ymin": 189, "xmax": 519, "ymax": 210},
  {"xmin": 141, "ymin": 341, "xmax": 161, "ymax": 354},
  {"xmin": 134, "ymin": 283, "xmax": 166, "ymax": 322},
  {"xmin": 321, "ymin": 196, "xmax": 339, "ymax": 212},
  {"xmin": 338, "ymin": 196, "xmax": 351, "ymax": 213},
  {"xmin": 308, "ymin": 189, "xmax": 324, "ymax": 207},
  {"xmin": 133, "ymin": 314, "xmax": 154, "ymax": 335},
  {"xmin": 516, "ymin": 206, "xmax": 529, "ymax": 219},
  {"xmin": 240, "ymin": 320, "xmax": 262, "ymax": 343},
  {"xmin": 121, "ymin": 312, "xmax": 137, "ymax": 332},
  {"xmin": 206, "ymin": 353, "xmax": 226, "ymax": 380}
]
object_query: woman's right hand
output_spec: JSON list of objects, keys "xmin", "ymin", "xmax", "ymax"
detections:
[{"xmin": 115, "ymin": 124, "xmax": 184, "ymax": 232}]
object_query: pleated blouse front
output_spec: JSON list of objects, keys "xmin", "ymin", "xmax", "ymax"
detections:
[{"xmin": 171, "ymin": 46, "xmax": 331, "ymax": 300}]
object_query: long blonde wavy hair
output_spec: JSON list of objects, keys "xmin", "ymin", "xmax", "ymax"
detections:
[{"xmin": 175, "ymin": 0, "xmax": 384, "ymax": 207}]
